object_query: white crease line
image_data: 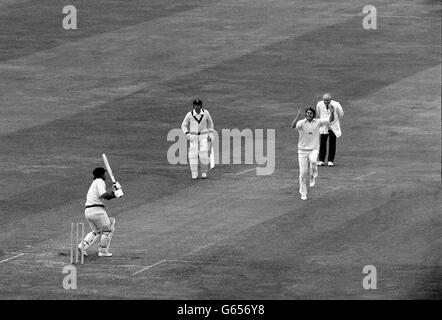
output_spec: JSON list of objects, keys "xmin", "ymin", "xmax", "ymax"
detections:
[
  {"xmin": 179, "ymin": 238, "xmax": 226, "ymax": 259},
  {"xmin": 132, "ymin": 239, "xmax": 229, "ymax": 275},
  {"xmin": 131, "ymin": 259, "xmax": 167, "ymax": 276},
  {"xmin": 0, "ymin": 253, "xmax": 26, "ymax": 264},
  {"xmin": 354, "ymin": 171, "xmax": 377, "ymax": 180},
  {"xmin": 132, "ymin": 176, "xmax": 350, "ymax": 275},
  {"xmin": 167, "ymin": 259, "xmax": 205, "ymax": 264},
  {"xmin": 235, "ymin": 167, "xmax": 257, "ymax": 176},
  {"xmin": 45, "ymin": 261, "xmax": 150, "ymax": 268},
  {"xmin": 181, "ymin": 245, "xmax": 211, "ymax": 258}
]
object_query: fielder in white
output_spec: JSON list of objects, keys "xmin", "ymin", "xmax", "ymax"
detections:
[
  {"xmin": 181, "ymin": 99, "xmax": 214, "ymax": 179},
  {"xmin": 291, "ymin": 106, "xmax": 334, "ymax": 200},
  {"xmin": 79, "ymin": 167, "xmax": 120, "ymax": 257}
]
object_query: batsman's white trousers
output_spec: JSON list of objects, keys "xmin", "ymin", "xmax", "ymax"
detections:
[
  {"xmin": 85, "ymin": 207, "xmax": 111, "ymax": 232},
  {"xmin": 298, "ymin": 149, "xmax": 319, "ymax": 196},
  {"xmin": 188, "ymin": 133, "xmax": 209, "ymax": 176}
]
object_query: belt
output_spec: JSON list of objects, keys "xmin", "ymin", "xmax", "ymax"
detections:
[
  {"xmin": 85, "ymin": 204, "xmax": 105, "ymax": 209},
  {"xmin": 187, "ymin": 130, "xmax": 210, "ymax": 135}
]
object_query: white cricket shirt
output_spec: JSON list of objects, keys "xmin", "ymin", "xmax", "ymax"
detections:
[
  {"xmin": 85, "ymin": 178, "xmax": 107, "ymax": 206},
  {"xmin": 181, "ymin": 109, "xmax": 214, "ymax": 135},
  {"xmin": 296, "ymin": 118, "xmax": 329, "ymax": 151}
]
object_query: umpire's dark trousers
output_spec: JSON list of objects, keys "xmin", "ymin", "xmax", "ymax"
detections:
[{"xmin": 319, "ymin": 129, "xmax": 336, "ymax": 162}]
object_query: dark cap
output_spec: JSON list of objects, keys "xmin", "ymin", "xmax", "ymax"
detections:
[
  {"xmin": 193, "ymin": 99, "xmax": 202, "ymax": 106},
  {"xmin": 92, "ymin": 167, "xmax": 106, "ymax": 179}
]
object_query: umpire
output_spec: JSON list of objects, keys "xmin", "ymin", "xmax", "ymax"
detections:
[{"xmin": 316, "ymin": 93, "xmax": 344, "ymax": 166}]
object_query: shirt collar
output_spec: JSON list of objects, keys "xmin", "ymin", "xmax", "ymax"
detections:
[
  {"xmin": 324, "ymin": 100, "xmax": 333, "ymax": 108},
  {"xmin": 192, "ymin": 109, "xmax": 204, "ymax": 117}
]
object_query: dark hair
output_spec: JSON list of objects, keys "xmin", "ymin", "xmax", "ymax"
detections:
[
  {"xmin": 193, "ymin": 99, "xmax": 202, "ymax": 107},
  {"xmin": 93, "ymin": 167, "xmax": 106, "ymax": 179},
  {"xmin": 305, "ymin": 107, "xmax": 316, "ymax": 117}
]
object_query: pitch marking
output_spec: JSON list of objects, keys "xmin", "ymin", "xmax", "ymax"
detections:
[
  {"xmin": 0, "ymin": 253, "xmax": 26, "ymax": 264},
  {"xmin": 354, "ymin": 171, "xmax": 377, "ymax": 180},
  {"xmin": 167, "ymin": 259, "xmax": 205, "ymax": 264},
  {"xmin": 131, "ymin": 259, "xmax": 167, "ymax": 276},
  {"xmin": 235, "ymin": 167, "xmax": 257, "ymax": 175}
]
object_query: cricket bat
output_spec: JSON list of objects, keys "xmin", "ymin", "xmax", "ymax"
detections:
[
  {"xmin": 102, "ymin": 153, "xmax": 124, "ymax": 197},
  {"xmin": 209, "ymin": 142, "xmax": 215, "ymax": 170}
]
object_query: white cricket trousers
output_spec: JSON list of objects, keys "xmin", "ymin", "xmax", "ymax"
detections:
[
  {"xmin": 188, "ymin": 133, "xmax": 209, "ymax": 176},
  {"xmin": 84, "ymin": 207, "xmax": 111, "ymax": 232},
  {"xmin": 298, "ymin": 149, "xmax": 319, "ymax": 196}
]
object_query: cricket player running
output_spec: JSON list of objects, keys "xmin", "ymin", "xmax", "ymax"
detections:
[
  {"xmin": 291, "ymin": 106, "xmax": 334, "ymax": 200},
  {"xmin": 79, "ymin": 167, "xmax": 121, "ymax": 257},
  {"xmin": 181, "ymin": 99, "xmax": 215, "ymax": 179}
]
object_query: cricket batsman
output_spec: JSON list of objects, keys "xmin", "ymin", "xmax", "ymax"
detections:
[
  {"xmin": 78, "ymin": 167, "xmax": 122, "ymax": 257},
  {"xmin": 291, "ymin": 105, "xmax": 334, "ymax": 200},
  {"xmin": 181, "ymin": 99, "xmax": 215, "ymax": 179}
]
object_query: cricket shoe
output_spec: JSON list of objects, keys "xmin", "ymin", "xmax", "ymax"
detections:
[
  {"xmin": 301, "ymin": 194, "xmax": 307, "ymax": 201},
  {"xmin": 201, "ymin": 173, "xmax": 207, "ymax": 179},
  {"xmin": 191, "ymin": 173, "xmax": 198, "ymax": 180},
  {"xmin": 318, "ymin": 161, "xmax": 325, "ymax": 166},
  {"xmin": 310, "ymin": 176, "xmax": 316, "ymax": 188},
  {"xmin": 98, "ymin": 248, "xmax": 112, "ymax": 257},
  {"xmin": 328, "ymin": 161, "xmax": 334, "ymax": 167},
  {"xmin": 78, "ymin": 244, "xmax": 88, "ymax": 257}
]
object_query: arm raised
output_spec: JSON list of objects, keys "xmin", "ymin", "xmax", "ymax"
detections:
[{"xmin": 291, "ymin": 106, "xmax": 303, "ymax": 128}]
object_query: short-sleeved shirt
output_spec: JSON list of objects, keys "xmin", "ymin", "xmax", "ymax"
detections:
[
  {"xmin": 85, "ymin": 178, "xmax": 107, "ymax": 207},
  {"xmin": 296, "ymin": 118, "xmax": 329, "ymax": 151}
]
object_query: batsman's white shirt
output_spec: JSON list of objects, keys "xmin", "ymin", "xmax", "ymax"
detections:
[
  {"xmin": 85, "ymin": 178, "xmax": 106, "ymax": 207},
  {"xmin": 296, "ymin": 118, "xmax": 329, "ymax": 151},
  {"xmin": 316, "ymin": 100, "xmax": 344, "ymax": 137},
  {"xmin": 181, "ymin": 109, "xmax": 214, "ymax": 135}
]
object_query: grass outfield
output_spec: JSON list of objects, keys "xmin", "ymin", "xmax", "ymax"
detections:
[{"xmin": 0, "ymin": 0, "xmax": 440, "ymax": 299}]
